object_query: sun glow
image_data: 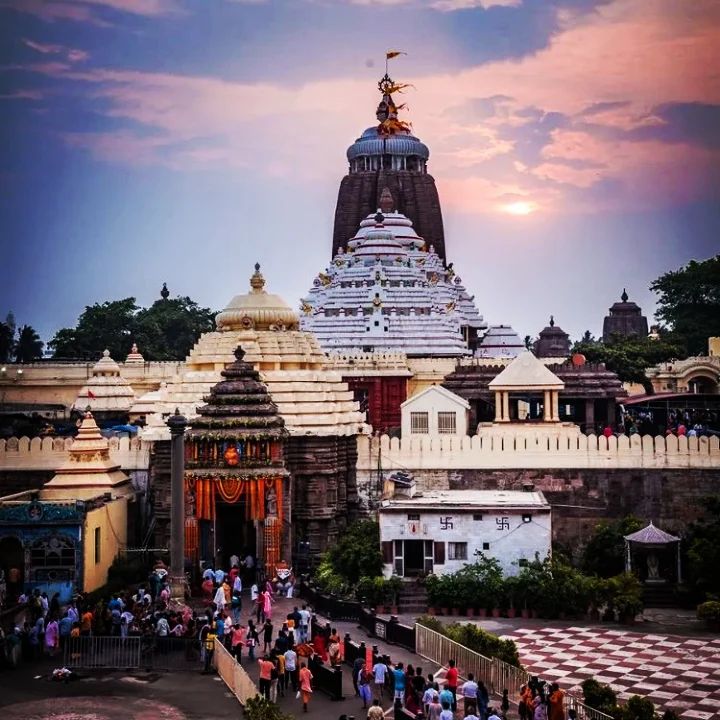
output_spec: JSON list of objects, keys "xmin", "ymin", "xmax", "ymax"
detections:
[{"xmin": 501, "ymin": 200, "xmax": 537, "ymax": 216}]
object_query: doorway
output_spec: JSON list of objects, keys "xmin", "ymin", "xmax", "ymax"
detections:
[
  {"xmin": 0, "ymin": 535, "xmax": 24, "ymax": 602},
  {"xmin": 214, "ymin": 501, "xmax": 256, "ymax": 572}
]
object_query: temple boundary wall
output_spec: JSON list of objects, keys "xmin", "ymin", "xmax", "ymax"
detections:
[
  {"xmin": 357, "ymin": 432, "xmax": 720, "ymax": 470},
  {"xmin": 0, "ymin": 436, "xmax": 150, "ymax": 471}
]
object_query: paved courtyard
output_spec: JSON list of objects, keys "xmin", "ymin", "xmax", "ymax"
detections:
[{"xmin": 504, "ymin": 626, "xmax": 720, "ymax": 720}]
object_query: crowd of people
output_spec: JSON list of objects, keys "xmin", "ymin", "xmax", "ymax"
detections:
[{"xmin": 616, "ymin": 406, "xmax": 719, "ymax": 438}]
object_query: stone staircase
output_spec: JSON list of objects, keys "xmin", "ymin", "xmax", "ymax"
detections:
[
  {"xmin": 397, "ymin": 579, "xmax": 428, "ymax": 614},
  {"xmin": 642, "ymin": 583, "xmax": 677, "ymax": 608}
]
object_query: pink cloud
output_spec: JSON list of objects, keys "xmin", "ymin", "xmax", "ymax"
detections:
[
  {"xmin": 4, "ymin": 0, "xmax": 182, "ymax": 24},
  {"xmin": 20, "ymin": 0, "xmax": 720, "ymax": 215},
  {"xmin": 23, "ymin": 37, "xmax": 89, "ymax": 62}
]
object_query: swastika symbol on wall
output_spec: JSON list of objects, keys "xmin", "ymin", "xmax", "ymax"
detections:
[
  {"xmin": 440, "ymin": 517, "xmax": 454, "ymax": 530},
  {"xmin": 496, "ymin": 517, "xmax": 510, "ymax": 531}
]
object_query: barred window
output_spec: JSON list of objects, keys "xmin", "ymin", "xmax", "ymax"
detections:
[
  {"xmin": 437, "ymin": 412, "xmax": 457, "ymax": 434},
  {"xmin": 410, "ymin": 412, "xmax": 429, "ymax": 434},
  {"xmin": 448, "ymin": 542, "xmax": 467, "ymax": 561}
]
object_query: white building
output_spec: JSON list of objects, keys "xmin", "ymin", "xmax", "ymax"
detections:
[
  {"xmin": 379, "ymin": 489, "xmax": 551, "ymax": 577},
  {"xmin": 400, "ymin": 385, "xmax": 469, "ymax": 437}
]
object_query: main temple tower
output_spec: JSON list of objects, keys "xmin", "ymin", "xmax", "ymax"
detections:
[{"xmin": 331, "ymin": 69, "xmax": 447, "ymax": 261}]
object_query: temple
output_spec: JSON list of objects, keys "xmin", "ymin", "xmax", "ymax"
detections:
[
  {"xmin": 183, "ymin": 346, "xmax": 290, "ymax": 572},
  {"xmin": 302, "ymin": 204, "xmax": 486, "ymax": 357},
  {"xmin": 332, "ymin": 70, "xmax": 447, "ymax": 261},
  {"xmin": 603, "ymin": 289, "xmax": 649, "ymax": 343}
]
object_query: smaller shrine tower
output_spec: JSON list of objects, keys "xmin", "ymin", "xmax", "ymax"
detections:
[
  {"xmin": 603, "ymin": 289, "xmax": 649, "ymax": 343},
  {"xmin": 183, "ymin": 346, "xmax": 289, "ymax": 572}
]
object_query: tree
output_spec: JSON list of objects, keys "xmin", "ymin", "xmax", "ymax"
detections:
[
  {"xmin": 49, "ymin": 298, "xmax": 138, "ymax": 360},
  {"xmin": 684, "ymin": 495, "xmax": 720, "ymax": 600},
  {"xmin": 581, "ymin": 515, "xmax": 644, "ymax": 578},
  {"xmin": 133, "ymin": 296, "xmax": 215, "ymax": 361},
  {"xmin": 572, "ymin": 336, "xmax": 684, "ymax": 391},
  {"xmin": 14, "ymin": 325, "xmax": 44, "ymax": 362},
  {"xmin": 48, "ymin": 294, "xmax": 217, "ymax": 361},
  {"xmin": 326, "ymin": 519, "xmax": 383, "ymax": 582},
  {"xmin": 580, "ymin": 329, "xmax": 595, "ymax": 343},
  {"xmin": 651, "ymin": 254, "xmax": 720, "ymax": 355},
  {"xmin": 0, "ymin": 315, "xmax": 14, "ymax": 363}
]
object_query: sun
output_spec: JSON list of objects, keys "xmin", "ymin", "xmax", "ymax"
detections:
[{"xmin": 501, "ymin": 200, "xmax": 537, "ymax": 216}]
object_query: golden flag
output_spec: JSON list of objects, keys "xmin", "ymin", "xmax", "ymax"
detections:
[{"xmin": 386, "ymin": 50, "xmax": 406, "ymax": 59}]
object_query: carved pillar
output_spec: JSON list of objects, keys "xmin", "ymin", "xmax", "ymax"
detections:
[
  {"xmin": 502, "ymin": 391, "xmax": 510, "ymax": 423},
  {"xmin": 552, "ymin": 391, "xmax": 560, "ymax": 422},
  {"xmin": 167, "ymin": 409, "xmax": 187, "ymax": 601},
  {"xmin": 494, "ymin": 391, "xmax": 502, "ymax": 422},
  {"xmin": 543, "ymin": 391, "xmax": 551, "ymax": 422}
]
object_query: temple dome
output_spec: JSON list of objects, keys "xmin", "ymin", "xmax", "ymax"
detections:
[
  {"xmin": 73, "ymin": 349, "xmax": 135, "ymax": 414},
  {"xmin": 347, "ymin": 126, "xmax": 429, "ymax": 162},
  {"xmin": 352, "ymin": 224, "xmax": 409, "ymax": 264},
  {"xmin": 534, "ymin": 316, "xmax": 571, "ymax": 358},
  {"xmin": 216, "ymin": 263, "xmax": 299, "ymax": 332}
]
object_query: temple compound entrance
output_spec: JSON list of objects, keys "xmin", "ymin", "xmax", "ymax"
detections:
[{"xmin": 183, "ymin": 347, "xmax": 290, "ymax": 578}]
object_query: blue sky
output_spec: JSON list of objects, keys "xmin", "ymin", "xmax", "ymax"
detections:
[{"xmin": 1, "ymin": 0, "xmax": 719, "ymax": 348}]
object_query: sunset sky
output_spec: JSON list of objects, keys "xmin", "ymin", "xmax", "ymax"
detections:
[{"xmin": 1, "ymin": 0, "xmax": 719, "ymax": 346}]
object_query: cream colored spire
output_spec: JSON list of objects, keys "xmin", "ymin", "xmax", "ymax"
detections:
[
  {"xmin": 125, "ymin": 343, "xmax": 145, "ymax": 364},
  {"xmin": 43, "ymin": 411, "xmax": 130, "ymax": 499},
  {"xmin": 72, "ymin": 349, "xmax": 135, "ymax": 413}
]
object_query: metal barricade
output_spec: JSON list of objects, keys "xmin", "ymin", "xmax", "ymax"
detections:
[
  {"xmin": 213, "ymin": 639, "xmax": 260, "ymax": 705},
  {"xmin": 63, "ymin": 636, "xmax": 142, "ymax": 669}
]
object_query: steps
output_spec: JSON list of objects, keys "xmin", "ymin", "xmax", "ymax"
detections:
[{"xmin": 398, "ymin": 579, "xmax": 428, "ymax": 614}]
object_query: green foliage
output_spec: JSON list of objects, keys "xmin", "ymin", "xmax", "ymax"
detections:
[
  {"xmin": 0, "ymin": 313, "xmax": 16, "ymax": 363},
  {"xmin": 244, "ymin": 696, "xmax": 294, "ymax": 720},
  {"xmin": 684, "ymin": 496, "xmax": 720, "ymax": 600},
  {"xmin": 133, "ymin": 296, "xmax": 215, "ymax": 360},
  {"xmin": 650, "ymin": 254, "xmax": 720, "ymax": 356},
  {"xmin": 313, "ymin": 556, "xmax": 351, "ymax": 597},
  {"xmin": 572, "ymin": 336, "xmax": 683, "ymax": 390},
  {"xmin": 356, "ymin": 575, "xmax": 401, "ymax": 606},
  {"xmin": 614, "ymin": 695, "xmax": 656, "ymax": 720},
  {"xmin": 48, "ymin": 295, "xmax": 216, "ymax": 361},
  {"xmin": 416, "ymin": 616, "xmax": 521, "ymax": 667},
  {"xmin": 581, "ymin": 516, "xmax": 644, "ymax": 578},
  {"xmin": 326, "ymin": 520, "xmax": 383, "ymax": 582},
  {"xmin": 697, "ymin": 601, "xmax": 720, "ymax": 630},
  {"xmin": 14, "ymin": 324, "xmax": 44, "ymax": 362},
  {"xmin": 606, "ymin": 572, "xmax": 643, "ymax": 619},
  {"xmin": 581, "ymin": 678, "xmax": 618, "ymax": 714}
]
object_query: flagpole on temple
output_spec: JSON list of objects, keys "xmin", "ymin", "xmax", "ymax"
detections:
[{"xmin": 168, "ymin": 408, "xmax": 188, "ymax": 602}]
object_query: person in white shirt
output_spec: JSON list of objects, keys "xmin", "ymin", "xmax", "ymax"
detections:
[
  {"xmin": 230, "ymin": 554, "xmax": 240, "ymax": 569},
  {"xmin": 488, "ymin": 707, "xmax": 502, "ymax": 720},
  {"xmin": 284, "ymin": 647, "xmax": 298, "ymax": 690},
  {"xmin": 461, "ymin": 673, "xmax": 480, "ymax": 716},
  {"xmin": 233, "ymin": 575, "xmax": 243, "ymax": 594},
  {"xmin": 297, "ymin": 605, "xmax": 311, "ymax": 643},
  {"xmin": 213, "ymin": 584, "xmax": 226, "ymax": 611},
  {"xmin": 372, "ymin": 660, "xmax": 388, "ymax": 699}
]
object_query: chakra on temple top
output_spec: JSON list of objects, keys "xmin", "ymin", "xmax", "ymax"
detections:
[{"xmin": 301, "ymin": 205, "xmax": 487, "ymax": 357}]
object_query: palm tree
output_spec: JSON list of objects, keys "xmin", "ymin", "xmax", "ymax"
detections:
[
  {"xmin": 14, "ymin": 325, "xmax": 44, "ymax": 362},
  {"xmin": 0, "ymin": 321, "xmax": 14, "ymax": 363}
]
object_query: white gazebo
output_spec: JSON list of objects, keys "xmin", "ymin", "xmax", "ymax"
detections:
[
  {"xmin": 488, "ymin": 351, "xmax": 564, "ymax": 423},
  {"xmin": 624, "ymin": 522, "xmax": 682, "ymax": 584}
]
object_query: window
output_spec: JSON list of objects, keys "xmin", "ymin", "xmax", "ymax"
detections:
[
  {"xmin": 473, "ymin": 514, "xmax": 484, "ymax": 521},
  {"xmin": 407, "ymin": 513, "xmax": 420, "ymax": 521},
  {"xmin": 482, "ymin": 542, "xmax": 490, "ymax": 551},
  {"xmin": 410, "ymin": 412, "xmax": 429, "ymax": 434},
  {"xmin": 30, "ymin": 534, "xmax": 76, "ymax": 569},
  {"xmin": 448, "ymin": 542, "xmax": 468, "ymax": 561},
  {"xmin": 437, "ymin": 411, "xmax": 457, "ymax": 434},
  {"xmin": 94, "ymin": 528, "xmax": 101, "ymax": 564},
  {"xmin": 522, "ymin": 514, "xmax": 532, "ymax": 523}
]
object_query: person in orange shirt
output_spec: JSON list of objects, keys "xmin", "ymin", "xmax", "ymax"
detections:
[
  {"xmin": 299, "ymin": 661, "xmax": 313, "ymax": 713},
  {"xmin": 548, "ymin": 683, "xmax": 566, "ymax": 720},
  {"xmin": 80, "ymin": 609, "xmax": 93, "ymax": 637},
  {"xmin": 258, "ymin": 655, "xmax": 274, "ymax": 700}
]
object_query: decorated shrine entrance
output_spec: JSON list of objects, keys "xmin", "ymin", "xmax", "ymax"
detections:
[
  {"xmin": 215, "ymin": 500, "xmax": 256, "ymax": 570},
  {"xmin": 185, "ymin": 474, "xmax": 287, "ymax": 576}
]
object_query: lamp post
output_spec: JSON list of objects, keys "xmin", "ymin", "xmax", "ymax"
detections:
[{"xmin": 167, "ymin": 408, "xmax": 187, "ymax": 601}]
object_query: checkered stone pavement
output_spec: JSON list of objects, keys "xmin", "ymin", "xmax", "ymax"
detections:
[{"xmin": 503, "ymin": 626, "xmax": 720, "ymax": 720}]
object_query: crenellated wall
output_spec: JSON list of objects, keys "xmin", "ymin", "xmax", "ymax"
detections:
[
  {"xmin": 0, "ymin": 435, "xmax": 151, "ymax": 471},
  {"xmin": 357, "ymin": 432, "xmax": 720, "ymax": 472}
]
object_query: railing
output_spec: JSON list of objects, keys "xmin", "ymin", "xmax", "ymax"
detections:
[
  {"xmin": 213, "ymin": 639, "xmax": 258, "ymax": 705},
  {"xmin": 415, "ymin": 624, "xmax": 612, "ymax": 720},
  {"xmin": 63, "ymin": 635, "xmax": 201, "ymax": 671},
  {"xmin": 63, "ymin": 636, "xmax": 142, "ymax": 669}
]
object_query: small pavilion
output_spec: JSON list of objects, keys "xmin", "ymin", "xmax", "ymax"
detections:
[
  {"xmin": 488, "ymin": 351, "xmax": 564, "ymax": 423},
  {"xmin": 624, "ymin": 522, "xmax": 682, "ymax": 584}
]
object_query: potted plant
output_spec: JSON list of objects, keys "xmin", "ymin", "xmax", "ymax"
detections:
[
  {"xmin": 608, "ymin": 572, "xmax": 643, "ymax": 624},
  {"xmin": 697, "ymin": 601, "xmax": 720, "ymax": 632},
  {"xmin": 372, "ymin": 576, "xmax": 388, "ymax": 615},
  {"xmin": 504, "ymin": 576, "xmax": 519, "ymax": 619},
  {"xmin": 386, "ymin": 576, "xmax": 402, "ymax": 616},
  {"xmin": 425, "ymin": 574, "xmax": 440, "ymax": 615}
]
